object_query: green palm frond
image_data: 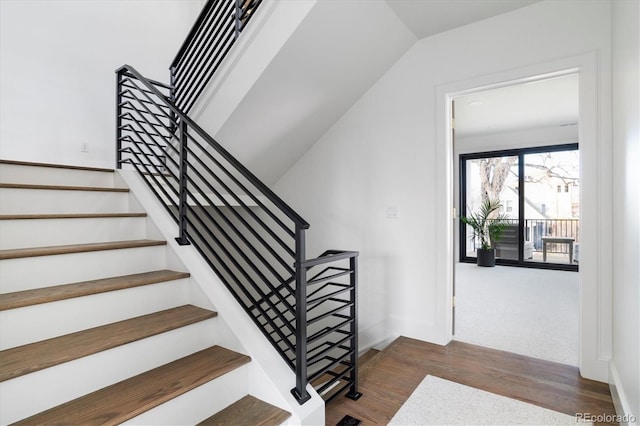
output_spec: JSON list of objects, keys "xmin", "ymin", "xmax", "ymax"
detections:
[{"xmin": 460, "ymin": 198, "xmax": 510, "ymax": 250}]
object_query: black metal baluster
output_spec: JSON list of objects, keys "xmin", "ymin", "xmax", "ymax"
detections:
[
  {"xmin": 234, "ymin": 0, "xmax": 243, "ymax": 39},
  {"xmin": 176, "ymin": 119, "xmax": 190, "ymax": 245}
]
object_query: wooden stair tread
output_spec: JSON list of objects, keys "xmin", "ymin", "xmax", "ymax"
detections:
[
  {"xmin": 0, "ymin": 159, "xmax": 114, "ymax": 173},
  {"xmin": 0, "ymin": 270, "xmax": 190, "ymax": 311},
  {"xmin": 198, "ymin": 395, "xmax": 291, "ymax": 426},
  {"xmin": 0, "ymin": 239, "xmax": 166, "ymax": 260},
  {"xmin": 0, "ymin": 182, "xmax": 128, "ymax": 192},
  {"xmin": 0, "ymin": 212, "xmax": 147, "ymax": 220},
  {"xmin": 14, "ymin": 346, "xmax": 250, "ymax": 425},
  {"xmin": 0, "ymin": 305, "xmax": 217, "ymax": 382}
]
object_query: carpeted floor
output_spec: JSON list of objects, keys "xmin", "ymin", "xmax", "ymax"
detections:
[
  {"xmin": 389, "ymin": 375, "xmax": 588, "ymax": 425},
  {"xmin": 454, "ymin": 263, "xmax": 579, "ymax": 366}
]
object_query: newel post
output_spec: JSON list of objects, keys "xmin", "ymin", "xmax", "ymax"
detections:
[
  {"xmin": 175, "ymin": 119, "xmax": 190, "ymax": 246},
  {"xmin": 291, "ymin": 225, "xmax": 310, "ymax": 404},
  {"xmin": 115, "ymin": 69, "xmax": 123, "ymax": 169},
  {"xmin": 346, "ymin": 254, "xmax": 362, "ymax": 400}
]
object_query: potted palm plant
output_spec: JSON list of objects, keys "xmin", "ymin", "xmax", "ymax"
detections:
[{"xmin": 461, "ymin": 198, "xmax": 510, "ymax": 267}]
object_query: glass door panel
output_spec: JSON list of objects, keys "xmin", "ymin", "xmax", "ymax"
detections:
[
  {"xmin": 523, "ymin": 150, "xmax": 580, "ymax": 265},
  {"xmin": 462, "ymin": 155, "xmax": 519, "ymax": 260}
]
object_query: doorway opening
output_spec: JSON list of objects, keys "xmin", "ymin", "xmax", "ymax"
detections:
[{"xmin": 452, "ymin": 73, "xmax": 581, "ymax": 366}]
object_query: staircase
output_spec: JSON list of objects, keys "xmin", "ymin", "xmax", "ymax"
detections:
[{"xmin": 0, "ymin": 160, "xmax": 290, "ymax": 424}]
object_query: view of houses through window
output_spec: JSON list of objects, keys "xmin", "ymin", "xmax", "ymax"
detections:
[{"xmin": 460, "ymin": 144, "xmax": 579, "ymax": 270}]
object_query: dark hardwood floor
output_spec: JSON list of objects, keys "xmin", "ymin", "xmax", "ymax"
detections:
[{"xmin": 326, "ymin": 337, "xmax": 616, "ymax": 425}]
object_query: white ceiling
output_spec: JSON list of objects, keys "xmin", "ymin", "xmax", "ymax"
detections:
[
  {"xmin": 454, "ymin": 74, "xmax": 579, "ymax": 137},
  {"xmin": 385, "ymin": 0, "xmax": 540, "ymax": 39}
]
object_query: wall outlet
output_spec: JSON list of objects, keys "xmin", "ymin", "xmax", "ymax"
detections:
[{"xmin": 81, "ymin": 143, "xmax": 89, "ymax": 152}]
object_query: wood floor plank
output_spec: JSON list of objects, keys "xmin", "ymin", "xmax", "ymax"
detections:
[
  {"xmin": 0, "ymin": 183, "xmax": 128, "ymax": 192},
  {"xmin": 0, "ymin": 213, "xmax": 147, "ymax": 220},
  {"xmin": 198, "ymin": 395, "xmax": 291, "ymax": 426},
  {"xmin": 0, "ymin": 159, "xmax": 114, "ymax": 173},
  {"xmin": 0, "ymin": 305, "xmax": 216, "ymax": 382},
  {"xmin": 357, "ymin": 348, "xmax": 381, "ymax": 379},
  {"xmin": 0, "ymin": 239, "xmax": 166, "ymax": 260},
  {"xmin": 325, "ymin": 337, "xmax": 617, "ymax": 425},
  {"xmin": 13, "ymin": 346, "xmax": 250, "ymax": 425},
  {"xmin": 0, "ymin": 270, "xmax": 190, "ymax": 311},
  {"xmin": 311, "ymin": 349, "xmax": 381, "ymax": 402}
]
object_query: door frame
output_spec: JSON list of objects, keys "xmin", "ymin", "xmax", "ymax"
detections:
[{"xmin": 435, "ymin": 52, "xmax": 612, "ymax": 382}]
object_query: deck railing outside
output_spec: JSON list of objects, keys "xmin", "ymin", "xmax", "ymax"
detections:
[{"xmin": 468, "ymin": 218, "xmax": 579, "ymax": 255}]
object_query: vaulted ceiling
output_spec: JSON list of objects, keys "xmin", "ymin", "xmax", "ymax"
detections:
[{"xmin": 385, "ymin": 0, "xmax": 540, "ymax": 39}]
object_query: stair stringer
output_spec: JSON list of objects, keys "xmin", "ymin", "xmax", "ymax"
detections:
[{"xmin": 117, "ymin": 169, "xmax": 325, "ymax": 425}]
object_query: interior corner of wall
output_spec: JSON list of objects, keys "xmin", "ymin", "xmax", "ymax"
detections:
[{"xmin": 609, "ymin": 361, "xmax": 639, "ymax": 425}]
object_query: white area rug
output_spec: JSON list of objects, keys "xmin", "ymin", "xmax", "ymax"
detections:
[
  {"xmin": 388, "ymin": 375, "xmax": 587, "ymax": 425},
  {"xmin": 454, "ymin": 263, "xmax": 579, "ymax": 366}
]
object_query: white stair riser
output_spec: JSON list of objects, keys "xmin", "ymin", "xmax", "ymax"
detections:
[
  {"xmin": 0, "ymin": 164, "xmax": 117, "ymax": 187},
  {"xmin": 0, "ymin": 319, "xmax": 218, "ymax": 425},
  {"xmin": 0, "ymin": 278, "xmax": 191, "ymax": 350},
  {"xmin": 124, "ymin": 365, "xmax": 249, "ymax": 425},
  {"xmin": 0, "ymin": 188, "xmax": 134, "ymax": 214},
  {"xmin": 0, "ymin": 217, "xmax": 148, "ymax": 249},
  {"xmin": 0, "ymin": 245, "xmax": 167, "ymax": 293}
]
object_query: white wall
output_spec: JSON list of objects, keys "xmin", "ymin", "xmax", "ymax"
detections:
[
  {"xmin": 0, "ymin": 0, "xmax": 203, "ymax": 169},
  {"xmin": 611, "ymin": 0, "xmax": 640, "ymax": 422},
  {"xmin": 273, "ymin": 0, "xmax": 613, "ymax": 381}
]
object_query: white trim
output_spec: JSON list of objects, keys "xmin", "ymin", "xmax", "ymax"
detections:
[
  {"xmin": 610, "ymin": 362, "xmax": 639, "ymax": 425},
  {"xmin": 436, "ymin": 51, "xmax": 611, "ymax": 382}
]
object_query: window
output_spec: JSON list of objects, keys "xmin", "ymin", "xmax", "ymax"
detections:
[{"xmin": 460, "ymin": 143, "xmax": 579, "ymax": 270}]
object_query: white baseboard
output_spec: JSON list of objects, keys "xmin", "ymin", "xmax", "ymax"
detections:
[
  {"xmin": 609, "ymin": 362, "xmax": 639, "ymax": 426},
  {"xmin": 358, "ymin": 334, "xmax": 398, "ymax": 356}
]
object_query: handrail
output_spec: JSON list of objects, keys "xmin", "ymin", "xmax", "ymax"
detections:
[
  {"xmin": 301, "ymin": 250, "xmax": 360, "ymax": 269},
  {"xmin": 116, "ymin": 65, "xmax": 308, "ymax": 229},
  {"xmin": 115, "ymin": 64, "xmax": 360, "ymax": 405}
]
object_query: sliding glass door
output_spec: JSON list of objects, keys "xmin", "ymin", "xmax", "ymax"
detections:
[
  {"xmin": 523, "ymin": 149, "xmax": 580, "ymax": 266},
  {"xmin": 460, "ymin": 144, "xmax": 579, "ymax": 270}
]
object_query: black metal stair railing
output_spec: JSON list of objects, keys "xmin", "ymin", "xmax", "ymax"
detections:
[
  {"xmin": 170, "ymin": 0, "xmax": 262, "ymax": 113},
  {"xmin": 115, "ymin": 64, "xmax": 361, "ymax": 404}
]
